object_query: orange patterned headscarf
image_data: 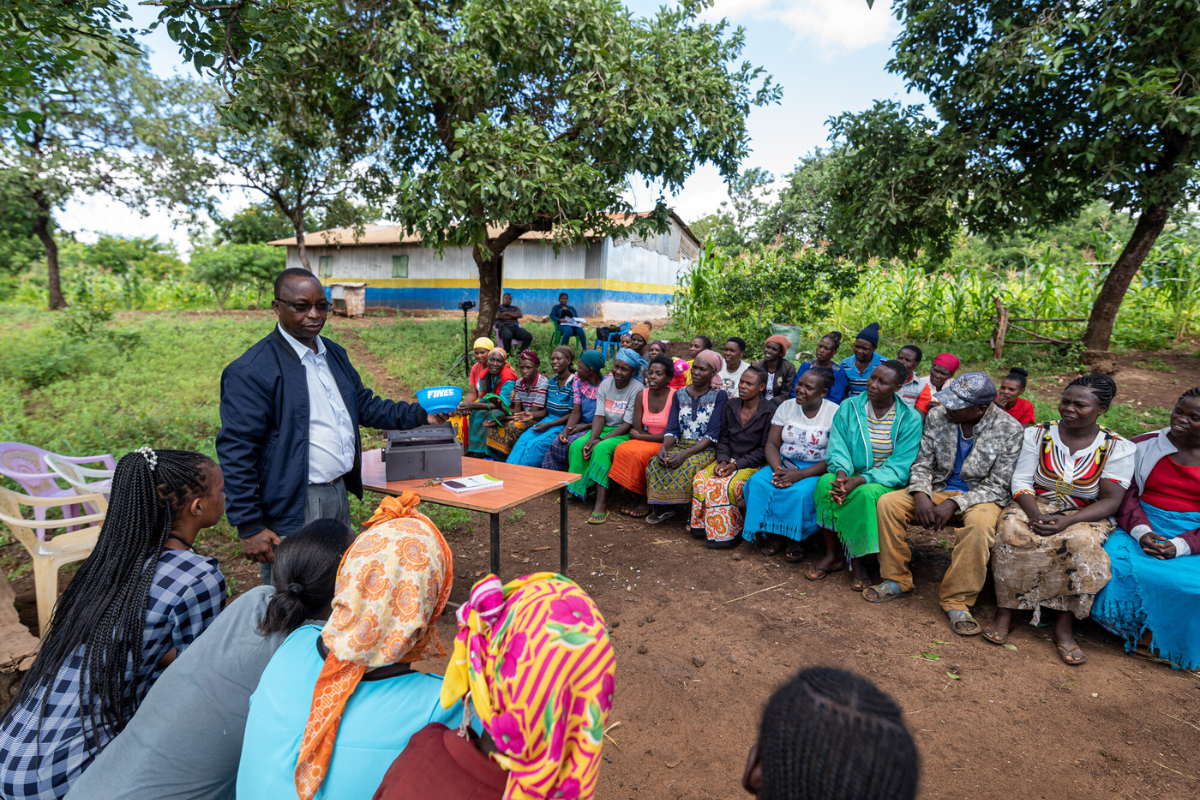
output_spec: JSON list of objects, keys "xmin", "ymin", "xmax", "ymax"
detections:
[{"xmin": 294, "ymin": 492, "xmax": 453, "ymax": 800}]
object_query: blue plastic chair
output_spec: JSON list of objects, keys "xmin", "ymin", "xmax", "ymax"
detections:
[{"xmin": 595, "ymin": 321, "xmax": 630, "ymax": 360}]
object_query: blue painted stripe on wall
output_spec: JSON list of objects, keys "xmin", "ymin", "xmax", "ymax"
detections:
[{"xmin": 349, "ymin": 287, "xmax": 673, "ymax": 314}]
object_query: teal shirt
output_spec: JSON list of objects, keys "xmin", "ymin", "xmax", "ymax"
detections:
[
  {"xmin": 236, "ymin": 625, "xmax": 464, "ymax": 800},
  {"xmin": 824, "ymin": 392, "xmax": 923, "ymax": 489}
]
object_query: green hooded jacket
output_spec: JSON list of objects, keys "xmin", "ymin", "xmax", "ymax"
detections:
[{"xmin": 824, "ymin": 392, "xmax": 923, "ymax": 488}]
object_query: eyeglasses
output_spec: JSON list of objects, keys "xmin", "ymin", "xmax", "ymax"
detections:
[{"xmin": 274, "ymin": 298, "xmax": 332, "ymax": 314}]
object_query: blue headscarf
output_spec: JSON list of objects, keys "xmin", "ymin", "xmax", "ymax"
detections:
[{"xmin": 614, "ymin": 348, "xmax": 647, "ymax": 373}]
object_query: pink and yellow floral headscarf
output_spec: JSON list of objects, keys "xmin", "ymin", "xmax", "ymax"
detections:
[
  {"xmin": 442, "ymin": 573, "xmax": 615, "ymax": 800},
  {"xmin": 294, "ymin": 493, "xmax": 453, "ymax": 800}
]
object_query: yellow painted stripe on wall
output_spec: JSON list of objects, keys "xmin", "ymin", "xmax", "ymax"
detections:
[{"xmin": 320, "ymin": 277, "xmax": 676, "ymax": 292}]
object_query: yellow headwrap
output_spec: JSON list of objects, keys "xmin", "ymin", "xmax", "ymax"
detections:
[{"xmin": 474, "ymin": 337, "xmax": 496, "ymax": 351}]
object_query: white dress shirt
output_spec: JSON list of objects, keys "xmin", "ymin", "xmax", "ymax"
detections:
[{"xmin": 277, "ymin": 325, "xmax": 357, "ymax": 484}]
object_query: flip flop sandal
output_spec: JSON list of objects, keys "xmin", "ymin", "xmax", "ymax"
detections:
[
  {"xmin": 1056, "ymin": 644, "xmax": 1087, "ymax": 666},
  {"xmin": 862, "ymin": 579, "xmax": 913, "ymax": 603},
  {"xmin": 850, "ymin": 577, "xmax": 873, "ymax": 592},
  {"xmin": 760, "ymin": 540, "xmax": 786, "ymax": 557},
  {"xmin": 982, "ymin": 625, "xmax": 1011, "ymax": 645},
  {"xmin": 785, "ymin": 546, "xmax": 805, "ymax": 563},
  {"xmin": 646, "ymin": 509, "xmax": 677, "ymax": 525},
  {"xmin": 586, "ymin": 512, "xmax": 609, "ymax": 525},
  {"xmin": 804, "ymin": 563, "xmax": 845, "ymax": 581},
  {"xmin": 947, "ymin": 609, "xmax": 982, "ymax": 636},
  {"xmin": 625, "ymin": 508, "xmax": 651, "ymax": 518}
]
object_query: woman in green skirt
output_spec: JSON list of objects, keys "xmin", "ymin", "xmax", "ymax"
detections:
[
  {"xmin": 568, "ymin": 348, "xmax": 645, "ymax": 523},
  {"xmin": 810, "ymin": 359, "xmax": 923, "ymax": 590}
]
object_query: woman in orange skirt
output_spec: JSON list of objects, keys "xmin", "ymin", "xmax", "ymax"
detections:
[{"xmin": 609, "ymin": 355, "xmax": 675, "ymax": 518}]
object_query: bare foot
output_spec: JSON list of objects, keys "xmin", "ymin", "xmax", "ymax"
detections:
[{"xmin": 621, "ymin": 499, "xmax": 651, "ymax": 518}]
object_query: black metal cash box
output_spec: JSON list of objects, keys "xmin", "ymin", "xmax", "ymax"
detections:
[{"xmin": 381, "ymin": 423, "xmax": 462, "ymax": 481}]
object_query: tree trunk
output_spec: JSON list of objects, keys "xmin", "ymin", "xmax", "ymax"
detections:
[
  {"xmin": 473, "ymin": 246, "xmax": 500, "ymax": 339},
  {"xmin": 31, "ymin": 195, "xmax": 66, "ymax": 310},
  {"xmin": 1083, "ymin": 200, "xmax": 1171, "ymax": 351},
  {"xmin": 295, "ymin": 215, "xmax": 312, "ymax": 273}
]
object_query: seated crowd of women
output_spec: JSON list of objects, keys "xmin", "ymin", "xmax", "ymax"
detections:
[
  {"xmin": 0, "ymin": 452, "xmax": 615, "ymax": 800},
  {"xmin": 451, "ymin": 323, "xmax": 1200, "ymax": 672}
]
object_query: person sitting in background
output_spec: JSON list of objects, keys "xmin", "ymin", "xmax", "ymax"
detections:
[
  {"xmin": 691, "ymin": 367, "xmax": 773, "ymax": 548},
  {"xmin": 549, "ymin": 293, "xmax": 587, "ymax": 350},
  {"xmin": 986, "ymin": 374, "xmax": 1134, "ymax": 666},
  {"xmin": 373, "ymin": 573, "xmax": 615, "ymax": 800},
  {"xmin": 865, "ymin": 373, "xmax": 1024, "ymax": 637},
  {"xmin": 745, "ymin": 367, "xmax": 837, "ymax": 563},
  {"xmin": 928, "ymin": 352, "xmax": 960, "ymax": 393},
  {"xmin": 684, "ymin": 335, "xmax": 713, "ymax": 385},
  {"xmin": 895, "ymin": 345, "xmax": 932, "ymax": 412},
  {"xmin": 609, "ymin": 355, "xmax": 675, "ymax": 518},
  {"xmin": 507, "ymin": 346, "xmax": 578, "ymax": 468},
  {"xmin": 568, "ymin": 349, "xmax": 645, "ymax": 523},
  {"xmin": 1092, "ymin": 387, "xmax": 1200, "ymax": 670},
  {"xmin": 629, "ymin": 323, "xmax": 652, "ymax": 359},
  {"xmin": 64, "ymin": 519, "xmax": 356, "ymax": 800},
  {"xmin": 494, "ymin": 292, "xmax": 532, "ymax": 356},
  {"xmin": 541, "ymin": 350, "xmax": 605, "ymax": 472},
  {"xmin": 447, "ymin": 337, "xmax": 497, "ymax": 445},
  {"xmin": 794, "ymin": 331, "xmax": 848, "ymax": 404},
  {"xmin": 741, "ymin": 667, "xmax": 919, "ymax": 800},
  {"xmin": 649, "ymin": 339, "xmax": 689, "ymax": 389},
  {"xmin": 720, "ymin": 337, "xmax": 750, "ymax": 394},
  {"xmin": 811, "ymin": 360, "xmax": 923, "ymax": 591},
  {"xmin": 756, "ymin": 335, "xmax": 797, "ymax": 407},
  {"xmin": 619, "ymin": 330, "xmax": 633, "ymax": 350},
  {"xmin": 1, "ymin": 450, "xmax": 226, "ymax": 800},
  {"xmin": 236, "ymin": 494, "xmax": 464, "ymax": 799},
  {"xmin": 646, "ymin": 350, "xmax": 727, "ymax": 524},
  {"xmin": 994, "ymin": 366, "xmax": 1036, "ymax": 425},
  {"xmin": 486, "ymin": 349, "xmax": 549, "ymax": 461},
  {"xmin": 456, "ymin": 348, "xmax": 518, "ymax": 458},
  {"xmin": 840, "ymin": 323, "xmax": 885, "ymax": 398}
]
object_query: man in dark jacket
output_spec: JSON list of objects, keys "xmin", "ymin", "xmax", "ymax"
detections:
[{"xmin": 217, "ymin": 268, "xmax": 437, "ymax": 585}]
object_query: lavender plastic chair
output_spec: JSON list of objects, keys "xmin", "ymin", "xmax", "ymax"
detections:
[{"xmin": 0, "ymin": 443, "xmax": 116, "ymax": 541}]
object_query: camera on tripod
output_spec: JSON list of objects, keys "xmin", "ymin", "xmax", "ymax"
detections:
[{"xmin": 458, "ymin": 300, "xmax": 476, "ymax": 311}]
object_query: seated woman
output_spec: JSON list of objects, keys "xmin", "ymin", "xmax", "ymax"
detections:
[
  {"xmin": 567, "ymin": 349, "xmax": 645, "ymax": 523},
  {"xmin": 541, "ymin": 350, "xmax": 604, "ymax": 471},
  {"xmin": 609, "ymin": 355, "xmax": 675, "ymax": 518},
  {"xmin": 683, "ymin": 335, "xmax": 712, "ymax": 386},
  {"xmin": 507, "ymin": 346, "xmax": 578, "ymax": 467},
  {"xmin": 645, "ymin": 349, "xmax": 727, "ymax": 524},
  {"xmin": 691, "ymin": 366, "xmax": 774, "ymax": 548},
  {"xmin": 985, "ymin": 374, "xmax": 1135, "ymax": 666},
  {"xmin": 1092, "ymin": 388, "xmax": 1200, "ymax": 669},
  {"xmin": 64, "ymin": 519, "xmax": 355, "ymax": 800},
  {"xmin": 994, "ymin": 366, "xmax": 1036, "ymax": 426},
  {"xmin": 628, "ymin": 323, "xmax": 651, "ymax": 358},
  {"xmin": 371, "ymin": 572, "xmax": 615, "ymax": 800},
  {"xmin": 648, "ymin": 339, "xmax": 689, "ymax": 389},
  {"xmin": 236, "ymin": 493, "xmax": 463, "ymax": 799},
  {"xmin": 811, "ymin": 360, "xmax": 923, "ymax": 590},
  {"xmin": 0, "ymin": 450, "xmax": 226, "ymax": 800},
  {"xmin": 486, "ymin": 349, "xmax": 549, "ymax": 461},
  {"xmin": 448, "ymin": 337, "xmax": 496, "ymax": 445},
  {"xmin": 794, "ymin": 331, "xmax": 847, "ymax": 403},
  {"xmin": 755, "ymin": 334, "xmax": 797, "ymax": 407},
  {"xmin": 839, "ymin": 323, "xmax": 884, "ymax": 399},
  {"xmin": 745, "ymin": 367, "xmax": 837, "ymax": 563},
  {"xmin": 455, "ymin": 347, "xmax": 518, "ymax": 457}
]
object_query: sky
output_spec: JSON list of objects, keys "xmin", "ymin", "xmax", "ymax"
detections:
[{"xmin": 62, "ymin": 0, "xmax": 919, "ymax": 255}]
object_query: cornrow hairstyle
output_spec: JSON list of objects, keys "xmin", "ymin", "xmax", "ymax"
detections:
[
  {"xmin": 694, "ymin": 335, "xmax": 713, "ymax": 350},
  {"xmin": 758, "ymin": 667, "xmax": 919, "ymax": 800},
  {"xmin": 809, "ymin": 366, "xmax": 836, "ymax": 393},
  {"xmin": 259, "ymin": 519, "xmax": 355, "ymax": 636},
  {"xmin": 878, "ymin": 359, "xmax": 909, "ymax": 388},
  {"xmin": 273, "ymin": 267, "xmax": 319, "ymax": 296},
  {"xmin": 822, "ymin": 331, "xmax": 843, "ymax": 351},
  {"xmin": 727, "ymin": 336, "xmax": 747, "ymax": 353},
  {"xmin": 899, "ymin": 344, "xmax": 923, "ymax": 364},
  {"xmin": 648, "ymin": 354, "xmax": 675, "ymax": 377},
  {"xmin": 1066, "ymin": 372, "xmax": 1117, "ymax": 407},
  {"xmin": 1180, "ymin": 386, "xmax": 1200, "ymax": 401},
  {"xmin": 4, "ymin": 450, "xmax": 215, "ymax": 751},
  {"xmin": 743, "ymin": 364, "xmax": 768, "ymax": 386},
  {"xmin": 1005, "ymin": 366, "xmax": 1029, "ymax": 390}
]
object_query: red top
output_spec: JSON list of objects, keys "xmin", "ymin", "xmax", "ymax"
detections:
[
  {"xmin": 1139, "ymin": 456, "xmax": 1200, "ymax": 513},
  {"xmin": 372, "ymin": 723, "xmax": 508, "ymax": 800},
  {"xmin": 641, "ymin": 386, "xmax": 671, "ymax": 435},
  {"xmin": 999, "ymin": 397, "xmax": 1036, "ymax": 426}
]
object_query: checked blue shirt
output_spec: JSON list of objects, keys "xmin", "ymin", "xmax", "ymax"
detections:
[{"xmin": 0, "ymin": 549, "xmax": 224, "ymax": 800}]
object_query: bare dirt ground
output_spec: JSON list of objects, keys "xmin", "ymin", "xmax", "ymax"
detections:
[{"xmin": 4, "ymin": 326, "xmax": 1200, "ymax": 799}]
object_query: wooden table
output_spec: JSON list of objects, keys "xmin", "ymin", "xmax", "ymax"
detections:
[{"xmin": 361, "ymin": 449, "xmax": 580, "ymax": 577}]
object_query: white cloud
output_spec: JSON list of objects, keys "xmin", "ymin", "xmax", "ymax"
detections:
[{"xmin": 706, "ymin": 0, "xmax": 898, "ymax": 52}]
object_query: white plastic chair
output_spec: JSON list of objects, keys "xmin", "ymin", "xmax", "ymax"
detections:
[{"xmin": 44, "ymin": 453, "xmax": 114, "ymax": 501}]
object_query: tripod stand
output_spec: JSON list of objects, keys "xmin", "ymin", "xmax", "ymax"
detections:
[{"xmin": 443, "ymin": 301, "xmax": 475, "ymax": 381}]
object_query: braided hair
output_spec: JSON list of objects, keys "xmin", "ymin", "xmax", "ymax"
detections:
[
  {"xmin": 809, "ymin": 366, "xmax": 836, "ymax": 393},
  {"xmin": 758, "ymin": 667, "xmax": 919, "ymax": 800},
  {"xmin": 821, "ymin": 331, "xmax": 843, "ymax": 350},
  {"xmin": 4, "ymin": 450, "xmax": 215, "ymax": 750},
  {"xmin": 1182, "ymin": 386, "xmax": 1200, "ymax": 401},
  {"xmin": 1004, "ymin": 366, "xmax": 1029, "ymax": 390},
  {"xmin": 1066, "ymin": 372, "xmax": 1117, "ymax": 407}
]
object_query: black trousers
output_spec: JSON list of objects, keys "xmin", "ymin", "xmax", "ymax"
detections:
[{"xmin": 498, "ymin": 324, "xmax": 533, "ymax": 354}]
